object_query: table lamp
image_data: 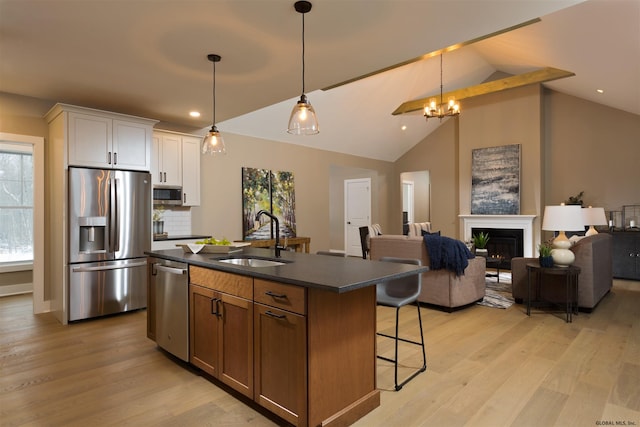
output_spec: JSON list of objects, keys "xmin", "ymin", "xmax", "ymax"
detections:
[
  {"xmin": 541, "ymin": 204, "xmax": 585, "ymax": 267},
  {"xmin": 582, "ymin": 206, "xmax": 607, "ymax": 236}
]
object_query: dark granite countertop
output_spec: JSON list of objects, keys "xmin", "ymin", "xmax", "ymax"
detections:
[
  {"xmin": 145, "ymin": 247, "xmax": 428, "ymax": 293},
  {"xmin": 153, "ymin": 234, "xmax": 210, "ymax": 242}
]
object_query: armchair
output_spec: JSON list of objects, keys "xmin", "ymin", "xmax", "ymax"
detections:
[
  {"xmin": 511, "ymin": 233, "xmax": 613, "ymax": 311},
  {"xmin": 370, "ymin": 235, "xmax": 486, "ymax": 311}
]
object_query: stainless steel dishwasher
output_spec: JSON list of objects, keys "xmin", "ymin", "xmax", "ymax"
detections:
[{"xmin": 151, "ymin": 259, "xmax": 189, "ymax": 362}]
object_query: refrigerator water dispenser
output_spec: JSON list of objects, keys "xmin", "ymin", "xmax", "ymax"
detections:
[{"xmin": 78, "ymin": 216, "xmax": 107, "ymax": 253}]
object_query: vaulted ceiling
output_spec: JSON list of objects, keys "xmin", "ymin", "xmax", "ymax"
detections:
[{"xmin": 1, "ymin": 0, "xmax": 638, "ymax": 161}]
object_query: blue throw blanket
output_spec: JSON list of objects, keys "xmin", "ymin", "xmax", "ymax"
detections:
[{"xmin": 423, "ymin": 235, "xmax": 475, "ymax": 276}]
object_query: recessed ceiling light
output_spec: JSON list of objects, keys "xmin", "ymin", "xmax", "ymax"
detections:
[
  {"xmin": 401, "ymin": 125, "xmax": 407, "ymax": 131},
  {"xmin": 189, "ymin": 111, "xmax": 201, "ymax": 118},
  {"xmin": 596, "ymin": 89, "xmax": 604, "ymax": 94}
]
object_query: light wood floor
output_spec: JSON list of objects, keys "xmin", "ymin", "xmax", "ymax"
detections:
[{"xmin": 1, "ymin": 280, "xmax": 639, "ymax": 427}]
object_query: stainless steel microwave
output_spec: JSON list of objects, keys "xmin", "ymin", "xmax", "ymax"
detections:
[{"xmin": 153, "ymin": 186, "xmax": 182, "ymax": 206}]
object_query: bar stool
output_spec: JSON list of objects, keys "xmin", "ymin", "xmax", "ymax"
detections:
[{"xmin": 376, "ymin": 257, "xmax": 427, "ymax": 391}]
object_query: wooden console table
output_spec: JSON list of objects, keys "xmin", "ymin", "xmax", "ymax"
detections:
[{"xmin": 245, "ymin": 236, "xmax": 311, "ymax": 253}]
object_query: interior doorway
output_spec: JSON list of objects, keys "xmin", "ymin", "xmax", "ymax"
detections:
[{"xmin": 400, "ymin": 170, "xmax": 430, "ymax": 233}]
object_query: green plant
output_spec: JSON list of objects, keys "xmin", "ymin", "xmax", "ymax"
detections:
[
  {"xmin": 472, "ymin": 232, "xmax": 490, "ymax": 249},
  {"xmin": 538, "ymin": 241, "xmax": 553, "ymax": 257},
  {"xmin": 564, "ymin": 191, "xmax": 584, "ymax": 206},
  {"xmin": 152, "ymin": 206, "xmax": 164, "ymax": 222}
]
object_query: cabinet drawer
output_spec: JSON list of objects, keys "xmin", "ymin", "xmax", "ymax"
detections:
[
  {"xmin": 254, "ymin": 279, "xmax": 306, "ymax": 315},
  {"xmin": 189, "ymin": 266, "xmax": 253, "ymax": 299}
]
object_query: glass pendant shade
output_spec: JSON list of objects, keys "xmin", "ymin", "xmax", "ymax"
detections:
[
  {"xmin": 202, "ymin": 53, "xmax": 225, "ymax": 155},
  {"xmin": 201, "ymin": 125, "xmax": 226, "ymax": 155},
  {"xmin": 288, "ymin": 1, "xmax": 319, "ymax": 135},
  {"xmin": 287, "ymin": 94, "xmax": 319, "ymax": 135}
]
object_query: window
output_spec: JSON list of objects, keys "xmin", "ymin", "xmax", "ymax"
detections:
[{"xmin": 0, "ymin": 143, "xmax": 33, "ymax": 263}]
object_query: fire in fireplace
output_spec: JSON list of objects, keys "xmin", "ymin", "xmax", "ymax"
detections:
[{"xmin": 471, "ymin": 227, "xmax": 524, "ymax": 270}]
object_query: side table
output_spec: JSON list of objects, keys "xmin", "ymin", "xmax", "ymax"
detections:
[
  {"xmin": 526, "ymin": 262, "xmax": 580, "ymax": 323},
  {"xmin": 485, "ymin": 256, "xmax": 504, "ymax": 282}
]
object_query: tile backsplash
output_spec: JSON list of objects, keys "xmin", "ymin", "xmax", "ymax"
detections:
[{"xmin": 157, "ymin": 207, "xmax": 191, "ymax": 236}]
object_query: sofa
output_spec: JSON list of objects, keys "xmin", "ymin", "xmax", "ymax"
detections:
[
  {"xmin": 370, "ymin": 235, "xmax": 486, "ymax": 311},
  {"xmin": 511, "ymin": 233, "xmax": 613, "ymax": 311},
  {"xmin": 406, "ymin": 222, "xmax": 432, "ymax": 237}
]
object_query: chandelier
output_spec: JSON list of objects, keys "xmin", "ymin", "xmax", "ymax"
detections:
[{"xmin": 424, "ymin": 54, "xmax": 460, "ymax": 121}]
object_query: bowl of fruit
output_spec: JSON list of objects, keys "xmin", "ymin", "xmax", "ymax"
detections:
[{"xmin": 178, "ymin": 237, "xmax": 251, "ymax": 254}]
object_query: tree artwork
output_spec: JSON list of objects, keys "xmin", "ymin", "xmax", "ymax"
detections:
[{"xmin": 242, "ymin": 167, "xmax": 296, "ymax": 240}]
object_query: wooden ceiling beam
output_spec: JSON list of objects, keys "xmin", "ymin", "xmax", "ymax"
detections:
[
  {"xmin": 392, "ymin": 67, "xmax": 575, "ymax": 115},
  {"xmin": 321, "ymin": 18, "xmax": 541, "ymax": 92}
]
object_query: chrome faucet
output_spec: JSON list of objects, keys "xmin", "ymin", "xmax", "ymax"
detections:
[{"xmin": 255, "ymin": 210, "xmax": 283, "ymax": 257}]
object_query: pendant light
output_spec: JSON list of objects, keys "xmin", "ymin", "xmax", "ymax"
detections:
[
  {"xmin": 287, "ymin": 1, "xmax": 319, "ymax": 135},
  {"xmin": 202, "ymin": 54, "xmax": 226, "ymax": 155}
]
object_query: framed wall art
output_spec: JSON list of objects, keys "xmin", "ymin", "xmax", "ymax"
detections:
[
  {"xmin": 242, "ymin": 167, "xmax": 296, "ymax": 240},
  {"xmin": 471, "ymin": 144, "xmax": 521, "ymax": 215}
]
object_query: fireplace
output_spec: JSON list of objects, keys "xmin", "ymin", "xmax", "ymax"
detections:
[
  {"xmin": 472, "ymin": 227, "xmax": 523, "ymax": 270},
  {"xmin": 460, "ymin": 214, "xmax": 536, "ymax": 258}
]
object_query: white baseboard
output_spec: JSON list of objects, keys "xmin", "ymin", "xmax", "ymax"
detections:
[{"xmin": 0, "ymin": 282, "xmax": 33, "ymax": 297}]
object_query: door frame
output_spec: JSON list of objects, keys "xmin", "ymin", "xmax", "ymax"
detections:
[
  {"xmin": 344, "ymin": 178, "xmax": 371, "ymax": 257},
  {"xmin": 402, "ymin": 180, "xmax": 415, "ymax": 224}
]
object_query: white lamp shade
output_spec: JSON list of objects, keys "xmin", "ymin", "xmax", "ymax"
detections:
[
  {"xmin": 542, "ymin": 205, "xmax": 585, "ymax": 232},
  {"xmin": 542, "ymin": 204, "xmax": 584, "ymax": 267},
  {"xmin": 582, "ymin": 206, "xmax": 607, "ymax": 226},
  {"xmin": 582, "ymin": 206, "xmax": 607, "ymax": 236}
]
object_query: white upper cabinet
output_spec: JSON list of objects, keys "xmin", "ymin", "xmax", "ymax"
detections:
[
  {"xmin": 181, "ymin": 136, "xmax": 201, "ymax": 206},
  {"xmin": 152, "ymin": 132, "xmax": 182, "ymax": 186},
  {"xmin": 152, "ymin": 130, "xmax": 201, "ymax": 207},
  {"xmin": 112, "ymin": 120, "xmax": 154, "ymax": 171},
  {"xmin": 47, "ymin": 104, "xmax": 157, "ymax": 171}
]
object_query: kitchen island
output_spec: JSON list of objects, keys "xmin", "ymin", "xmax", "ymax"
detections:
[{"xmin": 146, "ymin": 248, "xmax": 427, "ymax": 427}]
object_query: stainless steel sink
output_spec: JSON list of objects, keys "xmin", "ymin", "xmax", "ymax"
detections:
[{"xmin": 215, "ymin": 257, "xmax": 289, "ymax": 267}]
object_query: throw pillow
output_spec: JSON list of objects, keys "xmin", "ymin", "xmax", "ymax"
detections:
[{"xmin": 421, "ymin": 230, "xmax": 441, "ymax": 236}]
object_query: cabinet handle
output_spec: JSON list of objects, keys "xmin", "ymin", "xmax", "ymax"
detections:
[
  {"xmin": 159, "ymin": 172, "xmax": 163, "ymax": 182},
  {"xmin": 265, "ymin": 291, "xmax": 287, "ymax": 299},
  {"xmin": 163, "ymin": 172, "xmax": 166, "ymax": 182},
  {"xmin": 265, "ymin": 310, "xmax": 286, "ymax": 319},
  {"xmin": 183, "ymin": 193, "xmax": 187, "ymax": 203},
  {"xmin": 108, "ymin": 151, "xmax": 112, "ymax": 164},
  {"xmin": 114, "ymin": 152, "xmax": 117, "ymax": 165},
  {"xmin": 211, "ymin": 298, "xmax": 221, "ymax": 316},
  {"xmin": 631, "ymin": 253, "xmax": 635, "ymax": 257}
]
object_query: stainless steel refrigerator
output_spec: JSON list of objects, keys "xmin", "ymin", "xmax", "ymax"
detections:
[{"xmin": 68, "ymin": 167, "xmax": 151, "ymax": 321}]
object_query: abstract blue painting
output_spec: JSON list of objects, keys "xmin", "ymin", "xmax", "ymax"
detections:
[{"xmin": 471, "ymin": 144, "xmax": 521, "ymax": 215}]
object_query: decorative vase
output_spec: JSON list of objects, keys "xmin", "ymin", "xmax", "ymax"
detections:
[
  {"xmin": 475, "ymin": 248, "xmax": 488, "ymax": 258},
  {"xmin": 153, "ymin": 220, "xmax": 164, "ymax": 234},
  {"xmin": 539, "ymin": 255, "xmax": 554, "ymax": 268}
]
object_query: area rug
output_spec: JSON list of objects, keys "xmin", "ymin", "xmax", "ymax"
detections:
[{"xmin": 477, "ymin": 272, "xmax": 514, "ymax": 309}]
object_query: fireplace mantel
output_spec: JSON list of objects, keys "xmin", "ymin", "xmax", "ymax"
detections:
[{"xmin": 459, "ymin": 215, "xmax": 536, "ymax": 257}]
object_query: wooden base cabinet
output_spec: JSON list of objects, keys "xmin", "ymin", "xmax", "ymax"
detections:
[
  {"xmin": 254, "ymin": 280, "xmax": 308, "ymax": 426},
  {"xmin": 189, "ymin": 267, "xmax": 253, "ymax": 398},
  {"xmin": 189, "ymin": 267, "xmax": 380, "ymax": 427}
]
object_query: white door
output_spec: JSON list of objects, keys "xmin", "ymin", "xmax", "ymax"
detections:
[{"xmin": 344, "ymin": 178, "xmax": 371, "ymax": 257}]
